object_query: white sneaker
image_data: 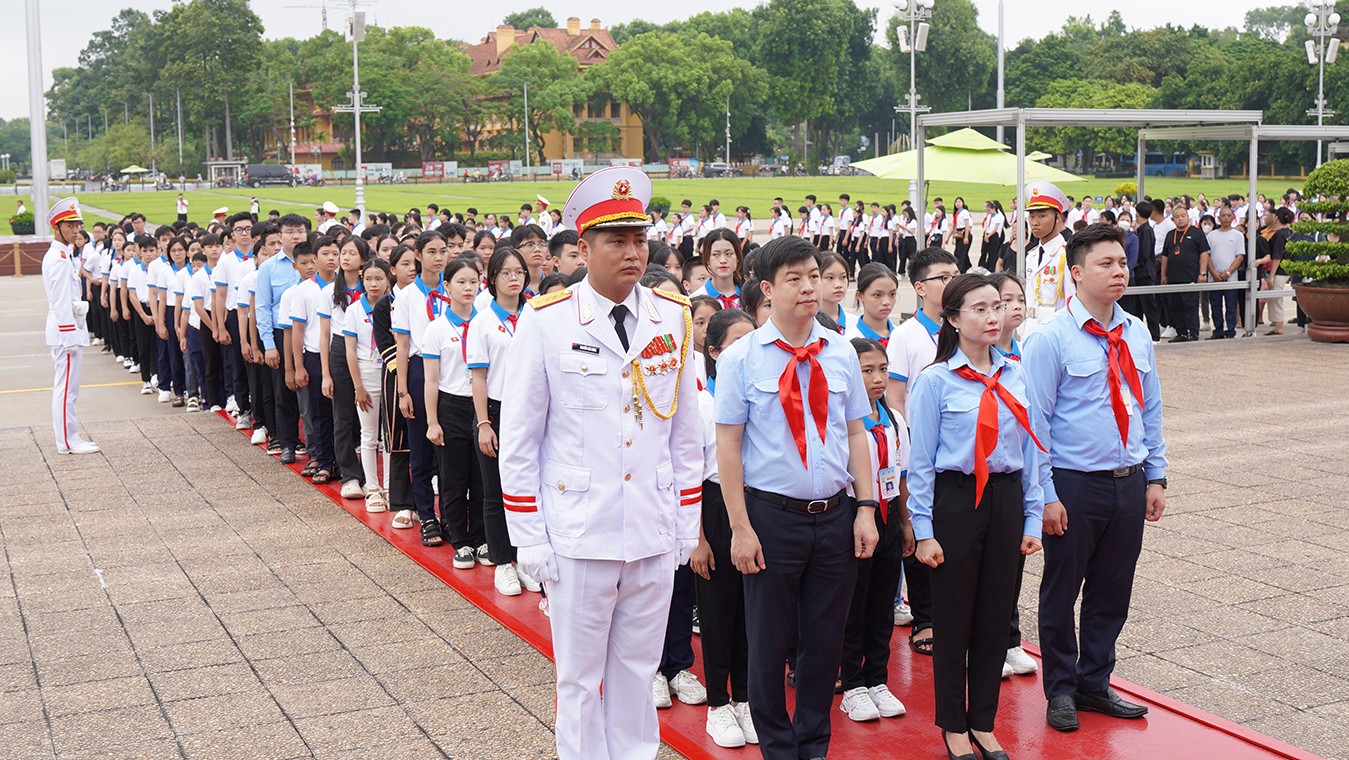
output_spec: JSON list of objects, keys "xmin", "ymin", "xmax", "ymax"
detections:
[
  {"xmin": 668, "ymin": 670, "xmax": 707, "ymax": 705},
  {"xmin": 1160, "ymin": 326, "xmax": 1177, "ymax": 339},
  {"xmin": 494, "ymin": 564, "xmax": 522, "ymax": 596},
  {"xmin": 117, "ymin": 355, "xmax": 126, "ymax": 364},
  {"xmin": 652, "ymin": 673, "xmax": 672, "ymax": 709},
  {"xmin": 129, "ymin": 363, "xmax": 140, "ymax": 374},
  {"xmin": 58, "ymin": 441, "xmax": 101, "ymax": 455},
  {"xmin": 150, "ymin": 374, "xmax": 158, "ymax": 387},
  {"xmin": 340, "ymin": 480, "xmax": 364, "ymax": 499},
  {"xmin": 868, "ymin": 684, "xmax": 906, "ymax": 718},
  {"xmin": 157, "ymin": 390, "xmax": 172, "ymax": 403},
  {"xmin": 893, "ymin": 601, "xmax": 914, "ymax": 626},
  {"xmin": 250, "ymin": 427, "xmax": 268, "ymax": 445},
  {"xmin": 1202, "ymin": 321, "xmax": 1212, "ymax": 331},
  {"xmin": 840, "ymin": 686, "xmax": 881, "ymax": 721},
  {"xmin": 234, "ymin": 413, "xmax": 252, "ymax": 430},
  {"xmin": 476, "ymin": 544, "xmax": 494, "ymax": 566},
  {"xmin": 225, "ymin": 395, "xmax": 238, "ymax": 413},
  {"xmin": 731, "ymin": 701, "xmax": 758, "ymax": 744},
  {"xmin": 705, "ymin": 704, "xmax": 746, "ymax": 748},
  {"xmin": 140, "ymin": 382, "xmax": 153, "ymax": 395},
  {"xmin": 515, "ymin": 565, "xmax": 542, "ymax": 592},
  {"xmin": 1006, "ymin": 646, "xmax": 1038, "ymax": 675},
  {"xmin": 1002, "ymin": 660, "xmax": 1014, "ymax": 678}
]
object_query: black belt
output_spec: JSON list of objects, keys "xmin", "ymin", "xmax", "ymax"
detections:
[
  {"xmin": 745, "ymin": 487, "xmax": 846, "ymax": 515},
  {"xmin": 1081, "ymin": 464, "xmax": 1142, "ymax": 478}
]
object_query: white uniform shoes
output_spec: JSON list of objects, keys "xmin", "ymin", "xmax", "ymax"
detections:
[
  {"xmin": 840, "ymin": 687, "xmax": 881, "ymax": 721},
  {"xmin": 494, "ymin": 564, "xmax": 522, "ymax": 596},
  {"xmin": 339, "ymin": 480, "xmax": 364, "ymax": 499},
  {"xmin": 1006, "ymin": 646, "xmax": 1038, "ymax": 674},
  {"xmin": 868, "ymin": 685, "xmax": 906, "ymax": 717},
  {"xmin": 893, "ymin": 601, "xmax": 914, "ymax": 626},
  {"xmin": 249, "ymin": 427, "xmax": 268, "ymax": 445},
  {"xmin": 652, "ymin": 673, "xmax": 672, "ymax": 709},
  {"xmin": 1002, "ymin": 660, "xmax": 1014, "ymax": 678},
  {"xmin": 515, "ymin": 565, "xmax": 542, "ymax": 593},
  {"xmin": 731, "ymin": 701, "xmax": 758, "ymax": 744},
  {"xmin": 57, "ymin": 441, "xmax": 100, "ymax": 455}
]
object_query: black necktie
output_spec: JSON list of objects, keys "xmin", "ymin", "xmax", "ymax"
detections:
[{"xmin": 611, "ymin": 304, "xmax": 630, "ymax": 352}]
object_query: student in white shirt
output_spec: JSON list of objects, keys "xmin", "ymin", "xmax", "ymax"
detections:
[
  {"xmin": 422, "ymin": 257, "xmax": 486, "ymax": 568},
  {"xmin": 153, "ymin": 236, "xmax": 191, "ymax": 405},
  {"xmin": 467, "ymin": 247, "xmax": 539, "ymax": 595},
  {"xmin": 948, "ymin": 197, "xmax": 974, "ymax": 272},
  {"xmin": 897, "ymin": 206, "xmax": 919, "ymax": 276},
  {"xmin": 979, "ymin": 200, "xmax": 1007, "ymax": 271},
  {"xmin": 289, "ymin": 238, "xmax": 341, "ymax": 484},
  {"xmin": 733, "ymin": 206, "xmax": 754, "ymax": 244},
  {"xmin": 819, "ymin": 204, "xmax": 837, "ymax": 251},
  {"xmin": 648, "ymin": 209, "xmax": 670, "ymax": 243},
  {"xmin": 769, "ymin": 207, "xmax": 790, "ymax": 239},
  {"xmin": 344, "ymin": 258, "xmax": 392, "ymax": 512},
  {"xmin": 321, "ymin": 236, "xmax": 375, "ymax": 499}
]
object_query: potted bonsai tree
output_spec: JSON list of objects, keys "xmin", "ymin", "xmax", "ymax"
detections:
[{"xmin": 1286, "ymin": 159, "xmax": 1349, "ymax": 342}]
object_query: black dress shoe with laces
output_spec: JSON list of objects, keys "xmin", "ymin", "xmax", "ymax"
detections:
[
  {"xmin": 1074, "ymin": 688, "xmax": 1148, "ymax": 719},
  {"xmin": 1046, "ymin": 695, "xmax": 1079, "ymax": 732}
]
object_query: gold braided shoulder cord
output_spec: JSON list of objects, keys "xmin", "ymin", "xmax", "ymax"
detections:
[{"xmin": 631, "ymin": 305, "xmax": 693, "ymax": 421}]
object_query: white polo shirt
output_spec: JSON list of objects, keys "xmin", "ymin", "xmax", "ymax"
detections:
[
  {"xmin": 391, "ymin": 275, "xmax": 447, "ymax": 356},
  {"xmin": 421, "ymin": 309, "xmax": 475, "ymax": 397},
  {"xmin": 288, "ymin": 275, "xmax": 331, "ymax": 353},
  {"xmin": 465, "ymin": 300, "xmax": 520, "ymax": 401}
]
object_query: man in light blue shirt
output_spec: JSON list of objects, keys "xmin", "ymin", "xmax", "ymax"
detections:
[
  {"xmin": 256, "ymin": 213, "xmax": 308, "ymax": 462},
  {"xmin": 1022, "ymin": 223, "xmax": 1169, "ymax": 732},
  {"xmin": 715, "ymin": 237, "xmax": 877, "ymax": 760}
]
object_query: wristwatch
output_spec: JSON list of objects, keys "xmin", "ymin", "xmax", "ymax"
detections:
[
  {"xmin": 1147, "ymin": 478, "xmax": 1168, "ymax": 490},
  {"xmin": 856, "ymin": 499, "xmax": 880, "ymax": 508}
]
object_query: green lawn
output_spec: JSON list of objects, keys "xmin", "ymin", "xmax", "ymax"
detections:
[{"xmin": 74, "ymin": 175, "xmax": 1302, "ymax": 227}]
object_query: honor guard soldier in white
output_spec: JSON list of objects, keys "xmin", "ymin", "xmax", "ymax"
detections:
[
  {"xmin": 1023, "ymin": 182, "xmax": 1075, "ymax": 334},
  {"xmin": 43, "ymin": 198, "xmax": 99, "ymax": 454},
  {"xmin": 499, "ymin": 166, "xmax": 704, "ymax": 760}
]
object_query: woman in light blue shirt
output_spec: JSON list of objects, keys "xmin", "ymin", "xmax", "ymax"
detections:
[{"xmin": 906, "ymin": 273, "xmax": 1045, "ymax": 760}]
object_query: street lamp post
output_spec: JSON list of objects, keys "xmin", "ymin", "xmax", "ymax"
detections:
[
  {"xmin": 333, "ymin": 5, "xmax": 380, "ymax": 215},
  {"xmin": 1306, "ymin": 1, "xmax": 1341, "ymax": 166},
  {"xmin": 892, "ymin": 0, "xmax": 935, "ymax": 208}
]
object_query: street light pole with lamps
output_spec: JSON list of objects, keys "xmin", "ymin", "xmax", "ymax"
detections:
[
  {"xmin": 332, "ymin": 5, "xmax": 380, "ymax": 215},
  {"xmin": 1306, "ymin": 1, "xmax": 1340, "ymax": 167},
  {"xmin": 893, "ymin": 0, "xmax": 934, "ymax": 208}
]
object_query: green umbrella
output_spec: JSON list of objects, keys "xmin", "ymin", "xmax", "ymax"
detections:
[
  {"xmin": 852, "ymin": 145, "xmax": 1083, "ymax": 185},
  {"xmin": 121, "ymin": 165, "xmax": 150, "ymax": 174}
]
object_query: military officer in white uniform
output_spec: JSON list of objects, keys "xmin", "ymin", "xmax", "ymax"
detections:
[
  {"xmin": 499, "ymin": 167, "xmax": 704, "ymax": 760},
  {"xmin": 43, "ymin": 198, "xmax": 99, "ymax": 454},
  {"xmin": 1023, "ymin": 182, "xmax": 1075, "ymax": 335}
]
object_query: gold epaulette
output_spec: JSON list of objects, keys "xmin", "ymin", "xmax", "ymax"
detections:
[
  {"xmin": 651, "ymin": 289, "xmax": 691, "ymax": 307},
  {"xmin": 529, "ymin": 289, "xmax": 572, "ymax": 310}
]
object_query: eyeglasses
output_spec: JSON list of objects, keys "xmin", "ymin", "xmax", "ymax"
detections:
[
  {"xmin": 960, "ymin": 303, "xmax": 1009, "ymax": 318},
  {"xmin": 517, "ymin": 241, "xmax": 546, "ymax": 251},
  {"xmin": 498, "ymin": 269, "xmax": 526, "ymax": 280},
  {"xmin": 233, "ymin": 227, "xmax": 253, "ymax": 235},
  {"xmin": 919, "ymin": 274, "xmax": 954, "ymax": 285}
]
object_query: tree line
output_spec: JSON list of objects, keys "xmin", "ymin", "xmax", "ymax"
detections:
[{"xmin": 24, "ymin": 0, "xmax": 1349, "ymax": 176}]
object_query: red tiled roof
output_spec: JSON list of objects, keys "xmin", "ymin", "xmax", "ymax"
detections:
[{"xmin": 462, "ymin": 24, "xmax": 616, "ymax": 76}]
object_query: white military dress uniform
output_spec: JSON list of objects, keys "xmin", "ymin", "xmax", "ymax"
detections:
[
  {"xmin": 42, "ymin": 198, "xmax": 98, "ymax": 454},
  {"xmin": 499, "ymin": 167, "xmax": 703, "ymax": 760},
  {"xmin": 1022, "ymin": 182, "xmax": 1076, "ymax": 335}
]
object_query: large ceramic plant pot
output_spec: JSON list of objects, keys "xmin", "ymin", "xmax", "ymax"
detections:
[{"xmin": 1293, "ymin": 283, "xmax": 1349, "ymax": 343}]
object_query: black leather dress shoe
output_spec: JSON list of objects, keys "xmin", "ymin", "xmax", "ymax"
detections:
[
  {"xmin": 280, "ymin": 447, "xmax": 296, "ymax": 464},
  {"xmin": 1046, "ymin": 695, "xmax": 1079, "ymax": 732},
  {"xmin": 1074, "ymin": 688, "xmax": 1149, "ymax": 719}
]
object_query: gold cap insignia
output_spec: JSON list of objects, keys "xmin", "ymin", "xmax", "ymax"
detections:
[{"xmin": 612, "ymin": 179, "xmax": 633, "ymax": 200}]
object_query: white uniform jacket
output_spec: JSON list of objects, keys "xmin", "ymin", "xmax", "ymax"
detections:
[
  {"xmin": 43, "ymin": 240, "xmax": 89, "ymax": 348},
  {"xmin": 499, "ymin": 279, "xmax": 704, "ymax": 562}
]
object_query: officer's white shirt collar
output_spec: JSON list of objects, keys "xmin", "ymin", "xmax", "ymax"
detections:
[{"xmin": 585, "ymin": 279, "xmax": 639, "ymax": 339}]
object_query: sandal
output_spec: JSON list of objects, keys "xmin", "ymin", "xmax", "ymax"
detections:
[
  {"xmin": 420, "ymin": 518, "xmax": 445, "ymax": 547},
  {"xmin": 910, "ymin": 628, "xmax": 934, "ymax": 656},
  {"xmin": 311, "ymin": 468, "xmax": 334, "ymax": 484},
  {"xmin": 300, "ymin": 461, "xmax": 319, "ymax": 478},
  {"xmin": 391, "ymin": 509, "xmax": 415, "ymax": 529}
]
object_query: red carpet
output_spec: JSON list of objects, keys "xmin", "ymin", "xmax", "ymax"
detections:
[{"xmin": 222, "ymin": 411, "xmax": 1321, "ymax": 759}]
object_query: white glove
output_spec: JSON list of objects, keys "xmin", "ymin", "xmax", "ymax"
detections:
[
  {"xmin": 517, "ymin": 543, "xmax": 559, "ymax": 584},
  {"xmin": 72, "ymin": 301, "xmax": 89, "ymax": 320},
  {"xmin": 676, "ymin": 539, "xmax": 698, "ymax": 567}
]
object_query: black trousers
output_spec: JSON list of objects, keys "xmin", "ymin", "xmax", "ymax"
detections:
[
  {"xmin": 224, "ymin": 310, "xmax": 250, "ymax": 413},
  {"xmin": 1168, "ymin": 288, "xmax": 1201, "ymax": 337},
  {"xmin": 329, "ymin": 335, "xmax": 363, "ymax": 483},
  {"xmin": 1039, "ymin": 467, "xmax": 1146, "ymax": 700},
  {"xmin": 476, "ymin": 398, "xmax": 514, "ymax": 564},
  {"xmin": 269, "ymin": 328, "xmax": 301, "ymax": 449},
  {"xmin": 902, "ymin": 553, "xmax": 934, "ymax": 633},
  {"xmin": 1119, "ymin": 292, "xmax": 1162, "ymax": 342},
  {"xmin": 131, "ymin": 309, "xmax": 156, "ymax": 382},
  {"xmin": 199, "ymin": 318, "xmax": 224, "ymax": 409},
  {"xmin": 930, "ymin": 470, "xmax": 1023, "ymax": 734},
  {"xmin": 954, "ymin": 235, "xmax": 973, "ymax": 272},
  {"xmin": 158, "ymin": 311, "xmax": 185, "ymax": 395},
  {"xmin": 840, "ymin": 505, "xmax": 906, "ymax": 690},
  {"xmin": 660, "ymin": 563, "xmax": 696, "ymax": 681},
  {"xmin": 897, "ymin": 237, "xmax": 916, "ymax": 276},
  {"xmin": 744, "ymin": 491, "xmax": 857, "ymax": 760},
  {"xmin": 434, "ymin": 391, "xmax": 484, "ymax": 549},
  {"xmin": 381, "ymin": 361, "xmax": 413, "ymax": 512},
  {"xmin": 978, "ymin": 235, "xmax": 1003, "ymax": 270},
  {"xmin": 302, "ymin": 351, "xmax": 336, "ymax": 471},
  {"xmin": 696, "ymin": 481, "xmax": 748, "ymax": 707},
  {"xmin": 247, "ymin": 353, "xmax": 275, "ymax": 435}
]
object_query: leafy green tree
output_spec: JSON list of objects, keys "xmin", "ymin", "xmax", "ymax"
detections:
[
  {"xmin": 885, "ymin": 0, "xmax": 997, "ymax": 124},
  {"xmin": 489, "ymin": 42, "xmax": 587, "ymax": 166},
  {"xmin": 1031, "ymin": 79, "xmax": 1156, "ymax": 166},
  {"xmin": 753, "ymin": 0, "xmax": 856, "ymax": 135},
  {"xmin": 1245, "ymin": 5, "xmax": 1311, "ymax": 41},
  {"xmin": 503, "ymin": 8, "xmax": 557, "ymax": 30}
]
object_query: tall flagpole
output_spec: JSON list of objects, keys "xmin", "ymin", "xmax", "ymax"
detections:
[{"xmin": 24, "ymin": 0, "xmax": 49, "ymax": 230}]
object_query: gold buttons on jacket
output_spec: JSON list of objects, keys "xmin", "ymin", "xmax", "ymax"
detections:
[
  {"xmin": 624, "ymin": 473, "xmax": 632, "ymax": 481},
  {"xmin": 557, "ymin": 482, "xmax": 566, "ymax": 492}
]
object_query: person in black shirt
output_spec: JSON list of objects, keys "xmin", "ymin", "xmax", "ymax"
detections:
[{"xmin": 1160, "ymin": 205, "xmax": 1210, "ymax": 342}]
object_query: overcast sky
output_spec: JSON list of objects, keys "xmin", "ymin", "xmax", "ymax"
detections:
[{"xmin": 3, "ymin": 0, "xmax": 1278, "ymax": 121}]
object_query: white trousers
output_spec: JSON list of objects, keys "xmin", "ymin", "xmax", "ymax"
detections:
[
  {"xmin": 356, "ymin": 359, "xmax": 383, "ymax": 488},
  {"xmin": 51, "ymin": 346, "xmax": 83, "ymax": 450},
  {"xmin": 550, "ymin": 551, "xmax": 676, "ymax": 760}
]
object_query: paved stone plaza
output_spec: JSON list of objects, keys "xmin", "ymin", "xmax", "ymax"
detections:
[{"xmin": 0, "ymin": 274, "xmax": 1345, "ymax": 759}]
